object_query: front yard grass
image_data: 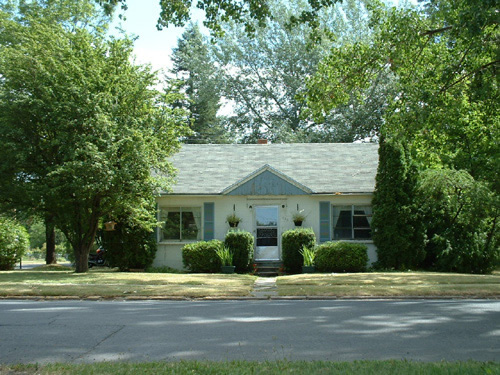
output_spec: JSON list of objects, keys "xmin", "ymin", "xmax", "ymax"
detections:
[
  {"xmin": 0, "ymin": 269, "xmax": 256, "ymax": 298},
  {"xmin": 276, "ymin": 272, "xmax": 500, "ymax": 297},
  {"xmin": 0, "ymin": 360, "xmax": 498, "ymax": 375}
]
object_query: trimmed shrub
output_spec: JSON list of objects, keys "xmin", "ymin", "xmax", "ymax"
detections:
[
  {"xmin": 100, "ymin": 223, "xmax": 157, "ymax": 271},
  {"xmin": 182, "ymin": 240, "xmax": 223, "ymax": 273},
  {"xmin": 0, "ymin": 217, "xmax": 29, "ymax": 270},
  {"xmin": 224, "ymin": 230, "xmax": 254, "ymax": 272},
  {"xmin": 282, "ymin": 228, "xmax": 316, "ymax": 274},
  {"xmin": 315, "ymin": 242, "xmax": 368, "ymax": 273}
]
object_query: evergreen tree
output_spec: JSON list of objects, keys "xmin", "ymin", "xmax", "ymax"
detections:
[
  {"xmin": 171, "ymin": 23, "xmax": 229, "ymax": 144},
  {"xmin": 371, "ymin": 138, "xmax": 425, "ymax": 270}
]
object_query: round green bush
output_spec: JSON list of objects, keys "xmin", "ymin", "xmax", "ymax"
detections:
[
  {"xmin": 0, "ymin": 217, "xmax": 29, "ymax": 270},
  {"xmin": 100, "ymin": 223, "xmax": 157, "ymax": 271},
  {"xmin": 282, "ymin": 228, "xmax": 316, "ymax": 274},
  {"xmin": 315, "ymin": 242, "xmax": 368, "ymax": 273},
  {"xmin": 182, "ymin": 240, "xmax": 223, "ymax": 273},
  {"xmin": 224, "ymin": 230, "xmax": 254, "ymax": 273}
]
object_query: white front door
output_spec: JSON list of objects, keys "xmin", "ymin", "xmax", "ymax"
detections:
[{"xmin": 254, "ymin": 205, "xmax": 280, "ymax": 261}]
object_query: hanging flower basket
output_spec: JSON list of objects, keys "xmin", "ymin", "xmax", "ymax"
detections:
[{"xmin": 104, "ymin": 221, "xmax": 117, "ymax": 231}]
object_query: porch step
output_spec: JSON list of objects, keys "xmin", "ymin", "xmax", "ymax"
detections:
[{"xmin": 255, "ymin": 261, "xmax": 283, "ymax": 277}]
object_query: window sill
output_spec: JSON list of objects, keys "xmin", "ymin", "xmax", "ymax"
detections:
[{"xmin": 332, "ymin": 239, "xmax": 374, "ymax": 243}]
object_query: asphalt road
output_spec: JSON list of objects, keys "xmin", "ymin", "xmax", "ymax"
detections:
[{"xmin": 0, "ymin": 299, "xmax": 498, "ymax": 364}]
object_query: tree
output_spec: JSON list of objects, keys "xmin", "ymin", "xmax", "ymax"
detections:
[
  {"xmin": 0, "ymin": 14, "xmax": 189, "ymax": 272},
  {"xmin": 171, "ymin": 23, "xmax": 229, "ymax": 143},
  {"xmin": 306, "ymin": 0, "xmax": 498, "ymax": 272},
  {"xmin": 0, "ymin": 0, "xmax": 112, "ymax": 265},
  {"xmin": 417, "ymin": 169, "xmax": 499, "ymax": 274},
  {"xmin": 215, "ymin": 0, "xmax": 384, "ymax": 143},
  {"xmin": 0, "ymin": 216, "xmax": 29, "ymax": 270},
  {"xmin": 371, "ymin": 138, "xmax": 425, "ymax": 270},
  {"xmin": 306, "ymin": 1, "xmax": 499, "ymax": 187}
]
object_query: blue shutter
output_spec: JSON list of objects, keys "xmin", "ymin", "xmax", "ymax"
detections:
[
  {"xmin": 203, "ymin": 202, "xmax": 215, "ymax": 240},
  {"xmin": 319, "ymin": 201, "xmax": 331, "ymax": 243}
]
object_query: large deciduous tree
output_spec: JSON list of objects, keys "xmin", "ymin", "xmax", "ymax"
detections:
[
  {"xmin": 0, "ymin": 0, "xmax": 112, "ymax": 265},
  {"xmin": 306, "ymin": 0, "xmax": 499, "ymax": 272},
  {"xmin": 0, "ymin": 12, "xmax": 189, "ymax": 272},
  {"xmin": 215, "ymin": 0, "xmax": 386, "ymax": 143}
]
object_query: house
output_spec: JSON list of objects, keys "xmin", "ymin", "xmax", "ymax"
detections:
[{"xmin": 154, "ymin": 142, "xmax": 379, "ymax": 270}]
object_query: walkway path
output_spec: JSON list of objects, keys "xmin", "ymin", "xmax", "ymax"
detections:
[{"xmin": 251, "ymin": 276, "xmax": 278, "ymax": 298}]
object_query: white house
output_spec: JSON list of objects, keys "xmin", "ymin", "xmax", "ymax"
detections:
[{"xmin": 154, "ymin": 142, "xmax": 379, "ymax": 270}]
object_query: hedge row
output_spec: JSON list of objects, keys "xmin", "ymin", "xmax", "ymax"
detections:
[
  {"xmin": 182, "ymin": 230, "xmax": 368, "ymax": 274},
  {"xmin": 315, "ymin": 242, "xmax": 368, "ymax": 273}
]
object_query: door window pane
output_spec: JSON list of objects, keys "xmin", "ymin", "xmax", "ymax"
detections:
[
  {"xmin": 256, "ymin": 207, "xmax": 278, "ymax": 226},
  {"xmin": 256, "ymin": 228, "xmax": 278, "ymax": 246}
]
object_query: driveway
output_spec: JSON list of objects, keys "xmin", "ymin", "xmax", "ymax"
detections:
[{"xmin": 0, "ymin": 299, "xmax": 498, "ymax": 363}]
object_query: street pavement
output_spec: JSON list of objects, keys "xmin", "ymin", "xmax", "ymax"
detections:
[{"xmin": 0, "ymin": 299, "xmax": 498, "ymax": 364}]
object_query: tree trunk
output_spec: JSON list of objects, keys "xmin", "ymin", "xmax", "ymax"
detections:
[
  {"xmin": 74, "ymin": 246, "xmax": 90, "ymax": 273},
  {"xmin": 45, "ymin": 215, "xmax": 57, "ymax": 265}
]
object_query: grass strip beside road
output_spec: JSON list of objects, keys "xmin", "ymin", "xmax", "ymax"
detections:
[
  {"xmin": 277, "ymin": 272, "xmax": 500, "ymax": 297},
  {"xmin": 0, "ymin": 269, "xmax": 256, "ymax": 298},
  {"xmin": 1, "ymin": 360, "xmax": 498, "ymax": 375}
]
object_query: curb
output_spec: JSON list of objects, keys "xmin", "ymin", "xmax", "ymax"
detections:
[{"xmin": 1, "ymin": 295, "xmax": 499, "ymax": 301}]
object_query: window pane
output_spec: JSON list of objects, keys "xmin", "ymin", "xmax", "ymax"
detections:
[
  {"xmin": 181, "ymin": 207, "xmax": 201, "ymax": 240},
  {"xmin": 256, "ymin": 206, "xmax": 278, "ymax": 226},
  {"xmin": 257, "ymin": 228, "xmax": 278, "ymax": 246},
  {"xmin": 333, "ymin": 207, "xmax": 352, "ymax": 239},
  {"xmin": 162, "ymin": 210, "xmax": 181, "ymax": 240},
  {"xmin": 353, "ymin": 214, "xmax": 370, "ymax": 228},
  {"xmin": 353, "ymin": 206, "xmax": 372, "ymax": 239},
  {"xmin": 354, "ymin": 229, "xmax": 371, "ymax": 239}
]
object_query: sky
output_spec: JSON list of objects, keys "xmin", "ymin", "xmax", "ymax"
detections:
[{"xmin": 109, "ymin": 1, "xmax": 205, "ymax": 75}]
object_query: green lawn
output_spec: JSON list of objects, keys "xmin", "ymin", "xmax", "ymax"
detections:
[
  {"xmin": 1, "ymin": 268, "xmax": 499, "ymax": 299},
  {"xmin": 276, "ymin": 272, "xmax": 500, "ymax": 297},
  {"xmin": 0, "ymin": 269, "xmax": 256, "ymax": 298},
  {"xmin": 1, "ymin": 360, "xmax": 498, "ymax": 375}
]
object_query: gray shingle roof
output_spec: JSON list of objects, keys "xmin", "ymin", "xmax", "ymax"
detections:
[{"xmin": 165, "ymin": 143, "xmax": 379, "ymax": 195}]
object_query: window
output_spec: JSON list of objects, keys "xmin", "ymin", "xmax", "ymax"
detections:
[
  {"xmin": 332, "ymin": 205, "xmax": 372, "ymax": 240},
  {"xmin": 160, "ymin": 207, "xmax": 201, "ymax": 241}
]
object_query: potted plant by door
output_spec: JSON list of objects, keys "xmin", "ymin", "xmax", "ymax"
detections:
[
  {"xmin": 226, "ymin": 213, "xmax": 241, "ymax": 228},
  {"xmin": 216, "ymin": 246, "xmax": 235, "ymax": 274},
  {"xmin": 292, "ymin": 211, "xmax": 306, "ymax": 226},
  {"xmin": 300, "ymin": 245, "xmax": 316, "ymax": 273}
]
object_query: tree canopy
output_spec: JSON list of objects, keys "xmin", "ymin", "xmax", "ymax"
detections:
[{"xmin": 96, "ymin": 0, "xmax": 341, "ymax": 36}]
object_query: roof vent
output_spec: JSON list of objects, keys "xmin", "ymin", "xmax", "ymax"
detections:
[{"xmin": 257, "ymin": 139, "xmax": 268, "ymax": 144}]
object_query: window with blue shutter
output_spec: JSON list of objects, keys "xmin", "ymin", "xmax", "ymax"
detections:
[
  {"xmin": 319, "ymin": 201, "xmax": 331, "ymax": 243},
  {"xmin": 203, "ymin": 202, "xmax": 215, "ymax": 240}
]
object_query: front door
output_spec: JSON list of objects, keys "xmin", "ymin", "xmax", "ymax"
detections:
[{"xmin": 254, "ymin": 206, "xmax": 280, "ymax": 260}]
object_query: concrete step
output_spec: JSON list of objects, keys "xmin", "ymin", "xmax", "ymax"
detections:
[{"xmin": 254, "ymin": 261, "xmax": 283, "ymax": 277}]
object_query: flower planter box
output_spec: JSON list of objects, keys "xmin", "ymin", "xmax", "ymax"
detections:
[
  {"xmin": 302, "ymin": 265, "xmax": 315, "ymax": 274},
  {"xmin": 221, "ymin": 265, "xmax": 236, "ymax": 274}
]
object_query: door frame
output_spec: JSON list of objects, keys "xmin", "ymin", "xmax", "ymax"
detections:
[{"xmin": 254, "ymin": 205, "xmax": 281, "ymax": 261}]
